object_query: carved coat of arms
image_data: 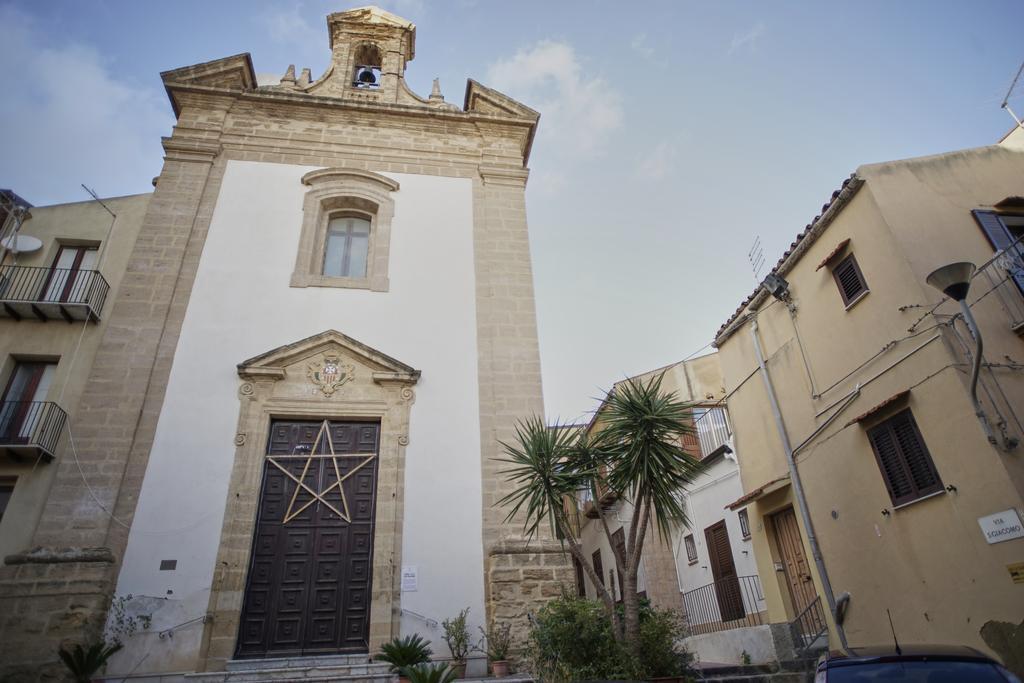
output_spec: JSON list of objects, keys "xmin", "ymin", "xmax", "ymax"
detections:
[{"xmin": 307, "ymin": 354, "xmax": 355, "ymax": 396}]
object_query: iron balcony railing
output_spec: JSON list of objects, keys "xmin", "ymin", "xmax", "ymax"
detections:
[
  {"xmin": 973, "ymin": 232, "xmax": 1024, "ymax": 332},
  {"xmin": 694, "ymin": 406, "xmax": 732, "ymax": 457},
  {"xmin": 790, "ymin": 595, "xmax": 829, "ymax": 655},
  {"xmin": 0, "ymin": 401, "xmax": 67, "ymax": 460},
  {"xmin": 680, "ymin": 574, "xmax": 766, "ymax": 635},
  {"xmin": 0, "ymin": 265, "xmax": 110, "ymax": 322}
]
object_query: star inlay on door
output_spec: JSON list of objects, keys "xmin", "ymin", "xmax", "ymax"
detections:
[{"xmin": 266, "ymin": 419, "xmax": 377, "ymax": 524}]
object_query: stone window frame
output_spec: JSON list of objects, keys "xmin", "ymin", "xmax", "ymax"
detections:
[{"xmin": 291, "ymin": 168, "xmax": 399, "ymax": 292}]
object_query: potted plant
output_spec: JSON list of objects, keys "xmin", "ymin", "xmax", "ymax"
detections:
[
  {"xmin": 441, "ymin": 607, "xmax": 471, "ymax": 678},
  {"xmin": 375, "ymin": 634, "xmax": 433, "ymax": 683},
  {"xmin": 58, "ymin": 641, "xmax": 123, "ymax": 683},
  {"xmin": 480, "ymin": 621, "xmax": 513, "ymax": 678},
  {"xmin": 401, "ymin": 663, "xmax": 458, "ymax": 683}
]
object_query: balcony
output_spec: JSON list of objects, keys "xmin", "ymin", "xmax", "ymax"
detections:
[
  {"xmin": 973, "ymin": 233, "xmax": 1024, "ymax": 334},
  {"xmin": 692, "ymin": 406, "xmax": 732, "ymax": 459},
  {"xmin": 0, "ymin": 265, "xmax": 110, "ymax": 322},
  {"xmin": 0, "ymin": 401, "xmax": 67, "ymax": 462}
]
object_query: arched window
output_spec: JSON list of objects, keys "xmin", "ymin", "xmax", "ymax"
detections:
[
  {"xmin": 291, "ymin": 168, "xmax": 398, "ymax": 292},
  {"xmin": 324, "ymin": 214, "xmax": 371, "ymax": 278}
]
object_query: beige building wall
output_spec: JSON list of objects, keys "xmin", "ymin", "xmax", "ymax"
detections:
[
  {"xmin": 715, "ymin": 143, "xmax": 1024, "ymax": 665},
  {"xmin": 0, "ymin": 194, "xmax": 148, "ymax": 559}
]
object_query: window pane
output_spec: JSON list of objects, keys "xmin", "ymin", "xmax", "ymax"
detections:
[
  {"xmin": 350, "ymin": 218, "xmax": 370, "ymax": 235},
  {"xmin": 323, "ymin": 231, "xmax": 347, "ymax": 277},
  {"xmin": 347, "ymin": 232, "xmax": 369, "ymax": 278}
]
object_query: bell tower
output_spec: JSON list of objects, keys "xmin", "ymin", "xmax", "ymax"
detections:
[{"xmin": 309, "ymin": 6, "xmax": 416, "ymax": 103}]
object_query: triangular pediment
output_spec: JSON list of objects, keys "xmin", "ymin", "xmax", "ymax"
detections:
[
  {"xmin": 463, "ymin": 79, "xmax": 539, "ymax": 121},
  {"xmin": 161, "ymin": 53, "xmax": 257, "ymax": 115},
  {"xmin": 238, "ymin": 330, "xmax": 419, "ymax": 382}
]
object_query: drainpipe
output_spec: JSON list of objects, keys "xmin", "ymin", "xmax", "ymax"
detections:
[{"xmin": 750, "ymin": 318, "xmax": 850, "ymax": 651}]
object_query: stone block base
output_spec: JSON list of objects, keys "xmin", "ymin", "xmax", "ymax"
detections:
[
  {"xmin": 0, "ymin": 549, "xmax": 115, "ymax": 682},
  {"xmin": 485, "ymin": 538, "xmax": 574, "ymax": 664}
]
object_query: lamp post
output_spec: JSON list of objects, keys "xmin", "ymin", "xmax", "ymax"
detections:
[{"xmin": 925, "ymin": 262, "xmax": 995, "ymax": 445}]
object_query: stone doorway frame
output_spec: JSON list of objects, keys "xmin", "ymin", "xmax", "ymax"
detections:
[{"xmin": 196, "ymin": 330, "xmax": 419, "ymax": 671}]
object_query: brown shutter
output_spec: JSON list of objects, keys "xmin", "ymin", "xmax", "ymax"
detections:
[
  {"xmin": 832, "ymin": 254, "xmax": 868, "ymax": 305},
  {"xmin": 591, "ymin": 550, "xmax": 604, "ymax": 588},
  {"xmin": 681, "ymin": 409, "xmax": 702, "ymax": 458},
  {"xmin": 867, "ymin": 409, "xmax": 942, "ymax": 507}
]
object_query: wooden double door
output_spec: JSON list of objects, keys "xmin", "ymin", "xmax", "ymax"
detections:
[
  {"xmin": 770, "ymin": 507, "xmax": 820, "ymax": 622},
  {"xmin": 236, "ymin": 419, "xmax": 380, "ymax": 658}
]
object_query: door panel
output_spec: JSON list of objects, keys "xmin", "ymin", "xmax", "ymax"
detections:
[
  {"xmin": 770, "ymin": 507, "xmax": 819, "ymax": 620},
  {"xmin": 237, "ymin": 419, "xmax": 379, "ymax": 658},
  {"xmin": 704, "ymin": 520, "xmax": 745, "ymax": 622}
]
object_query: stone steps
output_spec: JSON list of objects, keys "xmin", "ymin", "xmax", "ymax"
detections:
[
  {"xmin": 185, "ymin": 655, "xmax": 394, "ymax": 683},
  {"xmin": 695, "ymin": 659, "xmax": 816, "ymax": 683}
]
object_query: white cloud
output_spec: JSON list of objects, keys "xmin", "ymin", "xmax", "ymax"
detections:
[
  {"xmin": 0, "ymin": 5, "xmax": 172, "ymax": 205},
  {"xmin": 638, "ymin": 140, "xmax": 680, "ymax": 181},
  {"xmin": 631, "ymin": 33, "xmax": 656, "ymax": 60},
  {"xmin": 487, "ymin": 41, "xmax": 624, "ymax": 161},
  {"xmin": 729, "ymin": 22, "xmax": 766, "ymax": 54},
  {"xmin": 257, "ymin": 3, "xmax": 322, "ymax": 49}
]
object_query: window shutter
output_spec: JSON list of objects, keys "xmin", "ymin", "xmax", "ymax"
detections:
[
  {"xmin": 891, "ymin": 412, "xmax": 942, "ymax": 495},
  {"xmin": 867, "ymin": 409, "xmax": 943, "ymax": 507},
  {"xmin": 832, "ymin": 254, "xmax": 868, "ymax": 306},
  {"xmin": 972, "ymin": 210, "xmax": 1013, "ymax": 251},
  {"xmin": 591, "ymin": 550, "xmax": 604, "ymax": 587},
  {"xmin": 867, "ymin": 421, "xmax": 916, "ymax": 505},
  {"xmin": 681, "ymin": 409, "xmax": 702, "ymax": 458}
]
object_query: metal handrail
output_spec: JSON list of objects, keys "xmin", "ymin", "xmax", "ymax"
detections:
[
  {"xmin": 0, "ymin": 400, "xmax": 67, "ymax": 457},
  {"xmin": 0, "ymin": 265, "xmax": 110, "ymax": 314},
  {"xmin": 680, "ymin": 574, "xmax": 765, "ymax": 635},
  {"xmin": 790, "ymin": 596, "xmax": 828, "ymax": 655}
]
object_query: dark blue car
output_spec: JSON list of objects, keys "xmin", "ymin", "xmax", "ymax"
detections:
[{"xmin": 814, "ymin": 645, "xmax": 1021, "ymax": 682}]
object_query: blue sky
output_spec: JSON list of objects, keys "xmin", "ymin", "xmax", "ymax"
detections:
[{"xmin": 1, "ymin": 1, "xmax": 1021, "ymax": 420}]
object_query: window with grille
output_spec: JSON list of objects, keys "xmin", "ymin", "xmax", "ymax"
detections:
[
  {"xmin": 684, "ymin": 534, "xmax": 698, "ymax": 564},
  {"xmin": 832, "ymin": 253, "xmax": 869, "ymax": 307},
  {"xmin": 738, "ymin": 509, "xmax": 751, "ymax": 539},
  {"xmin": 866, "ymin": 409, "xmax": 943, "ymax": 507}
]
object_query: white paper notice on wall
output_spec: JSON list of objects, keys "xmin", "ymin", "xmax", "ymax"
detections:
[
  {"xmin": 401, "ymin": 565, "xmax": 418, "ymax": 592},
  {"xmin": 978, "ymin": 509, "xmax": 1024, "ymax": 545}
]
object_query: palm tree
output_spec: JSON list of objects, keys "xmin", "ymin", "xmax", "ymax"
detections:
[{"xmin": 497, "ymin": 372, "xmax": 703, "ymax": 653}]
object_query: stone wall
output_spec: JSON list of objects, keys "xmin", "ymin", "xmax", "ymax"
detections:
[{"xmin": 486, "ymin": 540, "xmax": 574, "ymax": 664}]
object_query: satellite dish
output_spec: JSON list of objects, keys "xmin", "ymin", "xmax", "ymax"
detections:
[{"xmin": 1, "ymin": 234, "xmax": 43, "ymax": 253}]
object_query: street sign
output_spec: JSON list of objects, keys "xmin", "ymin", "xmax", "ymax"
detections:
[{"xmin": 978, "ymin": 509, "xmax": 1024, "ymax": 545}]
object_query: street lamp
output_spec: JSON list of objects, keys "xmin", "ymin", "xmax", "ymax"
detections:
[{"xmin": 926, "ymin": 262, "xmax": 990, "ymax": 440}]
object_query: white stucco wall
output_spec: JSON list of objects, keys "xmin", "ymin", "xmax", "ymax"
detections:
[
  {"xmin": 109, "ymin": 161, "xmax": 484, "ymax": 672},
  {"xmin": 674, "ymin": 452, "xmax": 764, "ymax": 624}
]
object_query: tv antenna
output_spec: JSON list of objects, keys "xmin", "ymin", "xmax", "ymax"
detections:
[
  {"xmin": 747, "ymin": 235, "xmax": 766, "ymax": 283},
  {"xmin": 1002, "ymin": 60, "xmax": 1024, "ymax": 131}
]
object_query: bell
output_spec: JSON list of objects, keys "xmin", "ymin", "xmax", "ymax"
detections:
[{"xmin": 357, "ymin": 67, "xmax": 377, "ymax": 85}]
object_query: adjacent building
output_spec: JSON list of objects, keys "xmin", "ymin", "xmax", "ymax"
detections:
[
  {"xmin": 0, "ymin": 7, "xmax": 570, "ymax": 681},
  {"xmin": 573, "ymin": 354, "xmax": 773, "ymax": 663},
  {"xmin": 713, "ymin": 132, "xmax": 1024, "ymax": 669}
]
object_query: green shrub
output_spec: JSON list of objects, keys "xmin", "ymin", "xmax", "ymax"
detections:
[
  {"xmin": 401, "ymin": 663, "xmax": 458, "ymax": 683},
  {"xmin": 526, "ymin": 595, "xmax": 693, "ymax": 682},
  {"xmin": 58, "ymin": 641, "xmax": 123, "ymax": 683},
  {"xmin": 442, "ymin": 607, "xmax": 471, "ymax": 662},
  {"xmin": 376, "ymin": 634, "xmax": 433, "ymax": 672}
]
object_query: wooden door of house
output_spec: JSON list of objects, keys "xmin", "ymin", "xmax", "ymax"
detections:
[
  {"xmin": 704, "ymin": 520, "xmax": 745, "ymax": 622},
  {"xmin": 236, "ymin": 419, "xmax": 379, "ymax": 658},
  {"xmin": 770, "ymin": 507, "xmax": 819, "ymax": 622}
]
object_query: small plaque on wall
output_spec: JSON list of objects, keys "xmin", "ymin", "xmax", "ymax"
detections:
[{"xmin": 402, "ymin": 565, "xmax": 418, "ymax": 592}]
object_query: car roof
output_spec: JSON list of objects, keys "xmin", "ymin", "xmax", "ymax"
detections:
[{"xmin": 822, "ymin": 644, "xmax": 996, "ymax": 667}]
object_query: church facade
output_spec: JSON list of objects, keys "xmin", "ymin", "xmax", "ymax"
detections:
[{"xmin": 0, "ymin": 7, "xmax": 571, "ymax": 680}]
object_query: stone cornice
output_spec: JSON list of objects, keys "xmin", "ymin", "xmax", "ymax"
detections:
[
  {"xmin": 479, "ymin": 166, "xmax": 530, "ymax": 187},
  {"xmin": 302, "ymin": 168, "xmax": 400, "ymax": 192},
  {"xmin": 161, "ymin": 136, "xmax": 222, "ymax": 163},
  {"xmin": 162, "ymin": 82, "xmax": 537, "ymax": 163}
]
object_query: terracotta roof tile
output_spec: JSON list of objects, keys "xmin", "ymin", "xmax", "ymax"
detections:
[
  {"xmin": 815, "ymin": 238, "xmax": 851, "ymax": 271},
  {"xmin": 843, "ymin": 390, "xmax": 910, "ymax": 428},
  {"xmin": 725, "ymin": 475, "xmax": 789, "ymax": 510}
]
